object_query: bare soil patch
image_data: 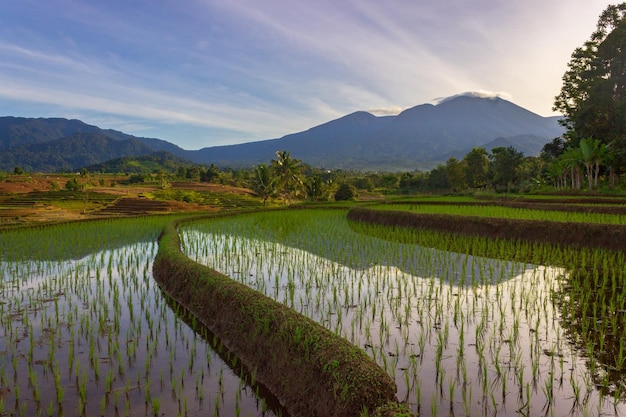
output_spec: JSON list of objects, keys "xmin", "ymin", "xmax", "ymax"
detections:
[
  {"xmin": 170, "ymin": 181, "xmax": 256, "ymax": 195},
  {"xmin": 0, "ymin": 175, "xmax": 252, "ymax": 226}
]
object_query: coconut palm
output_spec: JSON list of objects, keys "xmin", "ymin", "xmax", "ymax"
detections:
[
  {"xmin": 271, "ymin": 151, "xmax": 304, "ymax": 204},
  {"xmin": 560, "ymin": 147, "xmax": 583, "ymax": 189},
  {"xmin": 251, "ymin": 164, "xmax": 278, "ymax": 205},
  {"xmin": 579, "ymin": 137, "xmax": 607, "ymax": 189}
]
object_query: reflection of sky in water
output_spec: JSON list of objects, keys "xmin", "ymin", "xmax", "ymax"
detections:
[
  {"xmin": 182, "ymin": 226, "xmax": 626, "ymax": 417},
  {"xmin": 0, "ymin": 241, "xmax": 283, "ymax": 417}
]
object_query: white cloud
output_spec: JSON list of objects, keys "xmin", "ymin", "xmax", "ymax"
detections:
[
  {"xmin": 0, "ymin": 0, "xmax": 617, "ymax": 148},
  {"xmin": 367, "ymin": 106, "xmax": 406, "ymax": 116},
  {"xmin": 434, "ymin": 91, "xmax": 514, "ymax": 105}
]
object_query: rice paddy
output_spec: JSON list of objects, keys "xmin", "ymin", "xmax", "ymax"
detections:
[
  {"xmin": 371, "ymin": 203, "xmax": 626, "ymax": 225},
  {"xmin": 3, "ymin": 204, "xmax": 626, "ymax": 417},
  {"xmin": 180, "ymin": 209, "xmax": 626, "ymax": 417},
  {"xmin": 0, "ymin": 217, "xmax": 285, "ymax": 417}
]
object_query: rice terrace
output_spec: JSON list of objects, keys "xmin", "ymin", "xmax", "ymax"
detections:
[
  {"xmin": 1, "ymin": 172, "xmax": 626, "ymax": 417},
  {"xmin": 3, "ymin": 4, "xmax": 626, "ymax": 416}
]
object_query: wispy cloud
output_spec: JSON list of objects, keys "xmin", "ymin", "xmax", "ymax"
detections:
[
  {"xmin": 0, "ymin": 0, "xmax": 617, "ymax": 149},
  {"xmin": 367, "ymin": 107, "xmax": 407, "ymax": 116},
  {"xmin": 435, "ymin": 91, "xmax": 514, "ymax": 105}
]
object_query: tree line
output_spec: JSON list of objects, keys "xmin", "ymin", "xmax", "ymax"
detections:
[
  {"xmin": 13, "ymin": 134, "xmax": 619, "ymax": 203},
  {"xmin": 131, "ymin": 140, "xmax": 623, "ymax": 204}
]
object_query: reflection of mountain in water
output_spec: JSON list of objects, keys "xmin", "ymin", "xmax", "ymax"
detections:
[{"xmin": 185, "ymin": 210, "xmax": 532, "ymax": 286}]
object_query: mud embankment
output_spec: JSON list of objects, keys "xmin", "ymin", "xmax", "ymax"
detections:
[
  {"xmin": 347, "ymin": 207, "xmax": 626, "ymax": 252},
  {"xmin": 153, "ymin": 218, "xmax": 412, "ymax": 417}
]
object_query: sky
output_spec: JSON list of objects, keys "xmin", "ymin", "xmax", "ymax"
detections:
[{"xmin": 0, "ymin": 0, "xmax": 617, "ymax": 150}]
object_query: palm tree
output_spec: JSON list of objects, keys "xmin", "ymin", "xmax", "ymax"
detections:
[
  {"xmin": 560, "ymin": 147, "xmax": 583, "ymax": 189},
  {"xmin": 547, "ymin": 158, "xmax": 568, "ymax": 189},
  {"xmin": 305, "ymin": 176, "xmax": 329, "ymax": 201},
  {"xmin": 251, "ymin": 164, "xmax": 277, "ymax": 205},
  {"xmin": 579, "ymin": 137, "xmax": 606, "ymax": 189},
  {"xmin": 271, "ymin": 151, "xmax": 304, "ymax": 204}
]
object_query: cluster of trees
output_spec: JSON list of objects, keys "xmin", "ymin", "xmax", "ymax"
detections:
[
  {"xmin": 403, "ymin": 3, "xmax": 626, "ymax": 194},
  {"xmin": 171, "ymin": 151, "xmax": 355, "ymax": 204},
  {"xmin": 549, "ymin": 3, "xmax": 626, "ymax": 190},
  {"xmin": 251, "ymin": 151, "xmax": 357, "ymax": 204},
  {"xmin": 402, "ymin": 146, "xmax": 535, "ymax": 193},
  {"xmin": 167, "ymin": 147, "xmax": 541, "ymax": 198}
]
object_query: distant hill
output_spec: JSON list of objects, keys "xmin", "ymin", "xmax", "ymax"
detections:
[
  {"xmin": 83, "ymin": 151, "xmax": 194, "ymax": 174},
  {"xmin": 0, "ymin": 117, "xmax": 194, "ymax": 172},
  {"xmin": 0, "ymin": 132, "xmax": 162, "ymax": 172},
  {"xmin": 0, "ymin": 95, "xmax": 564, "ymax": 172}
]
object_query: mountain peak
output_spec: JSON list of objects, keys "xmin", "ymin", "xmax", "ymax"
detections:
[{"xmin": 435, "ymin": 91, "xmax": 513, "ymax": 105}]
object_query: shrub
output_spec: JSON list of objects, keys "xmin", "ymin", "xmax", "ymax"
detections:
[{"xmin": 335, "ymin": 183, "xmax": 357, "ymax": 201}]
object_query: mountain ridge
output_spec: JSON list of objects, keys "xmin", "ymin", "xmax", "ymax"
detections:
[{"xmin": 0, "ymin": 95, "xmax": 564, "ymax": 172}]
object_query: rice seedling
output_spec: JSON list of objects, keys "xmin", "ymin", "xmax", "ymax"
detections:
[
  {"xmin": 0, "ymin": 215, "xmax": 285, "ymax": 417},
  {"xmin": 372, "ymin": 202, "xmax": 626, "ymax": 225},
  {"xmin": 181, "ymin": 208, "xmax": 626, "ymax": 416}
]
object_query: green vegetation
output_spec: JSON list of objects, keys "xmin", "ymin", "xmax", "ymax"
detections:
[
  {"xmin": 150, "ymin": 188, "xmax": 262, "ymax": 208},
  {"xmin": 370, "ymin": 202, "xmax": 626, "ymax": 224},
  {"xmin": 0, "ymin": 214, "xmax": 187, "ymax": 262},
  {"xmin": 84, "ymin": 151, "xmax": 193, "ymax": 174},
  {"xmin": 0, "ymin": 215, "xmax": 283, "ymax": 417},
  {"xmin": 154, "ymin": 213, "xmax": 408, "ymax": 417},
  {"xmin": 181, "ymin": 208, "xmax": 626, "ymax": 416},
  {"xmin": 551, "ymin": 3, "xmax": 626, "ymax": 189}
]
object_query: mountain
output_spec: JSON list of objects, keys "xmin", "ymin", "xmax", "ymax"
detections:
[
  {"xmin": 0, "ymin": 95, "xmax": 564, "ymax": 172},
  {"xmin": 83, "ymin": 151, "xmax": 194, "ymax": 174},
  {"xmin": 192, "ymin": 96, "xmax": 563, "ymax": 171},
  {"xmin": 0, "ymin": 117, "xmax": 195, "ymax": 172},
  {"xmin": 0, "ymin": 132, "xmax": 160, "ymax": 172},
  {"xmin": 0, "ymin": 116, "xmax": 131, "ymax": 151}
]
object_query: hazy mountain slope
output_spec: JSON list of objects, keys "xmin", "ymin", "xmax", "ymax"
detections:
[
  {"xmin": 0, "ymin": 117, "xmax": 115, "ymax": 151},
  {"xmin": 0, "ymin": 95, "xmax": 565, "ymax": 172},
  {"xmin": 83, "ymin": 151, "xmax": 193, "ymax": 174},
  {"xmin": 438, "ymin": 135, "xmax": 552, "ymax": 161},
  {"xmin": 0, "ymin": 133, "xmax": 156, "ymax": 172},
  {"xmin": 193, "ymin": 96, "xmax": 563, "ymax": 170},
  {"xmin": 191, "ymin": 111, "xmax": 393, "ymax": 167}
]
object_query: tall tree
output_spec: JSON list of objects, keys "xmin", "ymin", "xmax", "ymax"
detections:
[
  {"xmin": 446, "ymin": 157, "xmax": 466, "ymax": 192},
  {"xmin": 579, "ymin": 137, "xmax": 607, "ymax": 189},
  {"xmin": 304, "ymin": 176, "xmax": 326, "ymax": 201},
  {"xmin": 251, "ymin": 164, "xmax": 277, "ymax": 205},
  {"xmin": 540, "ymin": 137, "xmax": 567, "ymax": 161},
  {"xmin": 463, "ymin": 147, "xmax": 489, "ymax": 189},
  {"xmin": 560, "ymin": 147, "xmax": 583, "ymax": 190},
  {"xmin": 554, "ymin": 3, "xmax": 626, "ymax": 169},
  {"xmin": 488, "ymin": 146, "xmax": 525, "ymax": 192},
  {"xmin": 200, "ymin": 164, "xmax": 220, "ymax": 183},
  {"xmin": 271, "ymin": 150, "xmax": 304, "ymax": 204}
]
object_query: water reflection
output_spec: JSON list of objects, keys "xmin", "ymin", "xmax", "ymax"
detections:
[
  {"xmin": 0, "ymin": 240, "xmax": 282, "ymax": 417},
  {"xmin": 182, "ymin": 211, "xmax": 626, "ymax": 417}
]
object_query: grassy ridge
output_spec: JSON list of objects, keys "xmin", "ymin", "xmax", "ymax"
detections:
[
  {"xmin": 372, "ymin": 203, "xmax": 626, "ymax": 224},
  {"xmin": 153, "ymin": 215, "xmax": 413, "ymax": 417},
  {"xmin": 347, "ymin": 204, "xmax": 626, "ymax": 399},
  {"xmin": 347, "ymin": 206, "xmax": 626, "ymax": 252}
]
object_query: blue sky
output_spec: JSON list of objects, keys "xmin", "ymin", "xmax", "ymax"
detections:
[{"xmin": 0, "ymin": 0, "xmax": 615, "ymax": 150}]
